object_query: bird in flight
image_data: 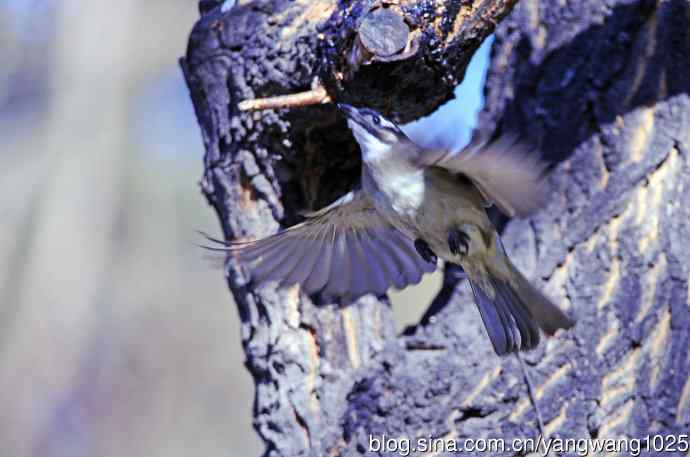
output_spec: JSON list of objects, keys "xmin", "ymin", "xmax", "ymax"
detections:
[{"xmin": 206, "ymin": 104, "xmax": 574, "ymax": 355}]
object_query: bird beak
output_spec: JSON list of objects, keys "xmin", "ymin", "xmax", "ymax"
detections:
[
  {"xmin": 337, "ymin": 103, "xmax": 355, "ymax": 115},
  {"xmin": 337, "ymin": 103, "xmax": 361, "ymax": 124}
]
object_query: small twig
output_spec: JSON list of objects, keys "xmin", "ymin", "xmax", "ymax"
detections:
[
  {"xmin": 516, "ymin": 353, "xmax": 546, "ymax": 440},
  {"xmin": 238, "ymin": 85, "xmax": 332, "ymax": 111}
]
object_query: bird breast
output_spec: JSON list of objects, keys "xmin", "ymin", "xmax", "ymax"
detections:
[
  {"xmin": 363, "ymin": 164, "xmax": 425, "ymax": 221},
  {"xmin": 363, "ymin": 164, "xmax": 490, "ymax": 257}
]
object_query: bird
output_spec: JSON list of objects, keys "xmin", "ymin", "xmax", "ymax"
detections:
[{"xmin": 206, "ymin": 104, "xmax": 574, "ymax": 355}]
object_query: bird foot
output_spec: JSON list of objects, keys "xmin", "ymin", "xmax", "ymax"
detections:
[
  {"xmin": 448, "ymin": 228, "xmax": 470, "ymax": 256},
  {"xmin": 414, "ymin": 239, "xmax": 437, "ymax": 264}
]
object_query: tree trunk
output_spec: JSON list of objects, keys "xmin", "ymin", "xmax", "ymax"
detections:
[{"xmin": 182, "ymin": 0, "xmax": 690, "ymax": 455}]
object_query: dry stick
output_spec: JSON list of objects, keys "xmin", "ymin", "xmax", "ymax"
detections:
[
  {"xmin": 238, "ymin": 86, "xmax": 332, "ymax": 111},
  {"xmin": 516, "ymin": 353, "xmax": 546, "ymax": 440}
]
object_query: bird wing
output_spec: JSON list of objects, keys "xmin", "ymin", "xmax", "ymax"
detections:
[
  {"xmin": 204, "ymin": 190, "xmax": 436, "ymax": 301},
  {"xmin": 425, "ymin": 135, "xmax": 548, "ymax": 218}
]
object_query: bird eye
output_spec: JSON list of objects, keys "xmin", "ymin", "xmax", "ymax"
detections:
[{"xmin": 371, "ymin": 115, "xmax": 381, "ymax": 125}]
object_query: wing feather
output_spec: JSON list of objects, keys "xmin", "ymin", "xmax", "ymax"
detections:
[
  {"xmin": 207, "ymin": 190, "xmax": 433, "ymax": 301},
  {"xmin": 327, "ymin": 231, "xmax": 351, "ymax": 297},
  {"xmin": 347, "ymin": 231, "xmax": 373, "ymax": 299},
  {"xmin": 240, "ymin": 237, "xmax": 296, "ymax": 282},
  {"xmin": 390, "ymin": 231, "xmax": 435, "ymax": 284},
  {"xmin": 357, "ymin": 230, "xmax": 395, "ymax": 295},
  {"xmin": 281, "ymin": 232, "xmax": 323, "ymax": 286},
  {"xmin": 427, "ymin": 135, "xmax": 548, "ymax": 218},
  {"xmin": 260, "ymin": 238, "xmax": 304, "ymax": 283},
  {"xmin": 367, "ymin": 228, "xmax": 406, "ymax": 290},
  {"xmin": 303, "ymin": 230, "xmax": 334, "ymax": 294}
]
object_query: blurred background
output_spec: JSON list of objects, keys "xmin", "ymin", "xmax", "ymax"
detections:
[{"xmin": 0, "ymin": 1, "xmax": 490, "ymax": 456}]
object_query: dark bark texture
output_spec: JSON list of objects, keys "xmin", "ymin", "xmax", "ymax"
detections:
[{"xmin": 182, "ymin": 0, "xmax": 690, "ymax": 455}]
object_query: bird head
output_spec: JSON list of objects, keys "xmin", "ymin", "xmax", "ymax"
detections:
[{"xmin": 338, "ymin": 104, "xmax": 409, "ymax": 161}]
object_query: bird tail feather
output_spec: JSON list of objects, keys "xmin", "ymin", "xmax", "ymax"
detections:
[{"xmin": 468, "ymin": 260, "xmax": 574, "ymax": 355}]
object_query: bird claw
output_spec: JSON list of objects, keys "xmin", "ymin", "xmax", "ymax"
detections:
[
  {"xmin": 448, "ymin": 228, "xmax": 470, "ymax": 256},
  {"xmin": 414, "ymin": 239, "xmax": 437, "ymax": 264}
]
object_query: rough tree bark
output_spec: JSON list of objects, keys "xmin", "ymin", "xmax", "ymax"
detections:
[{"xmin": 181, "ymin": 0, "xmax": 690, "ymax": 455}]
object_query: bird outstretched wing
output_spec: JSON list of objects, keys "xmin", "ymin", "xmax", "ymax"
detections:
[
  {"xmin": 426, "ymin": 135, "xmax": 548, "ymax": 218},
  {"xmin": 204, "ymin": 190, "xmax": 436, "ymax": 301}
]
